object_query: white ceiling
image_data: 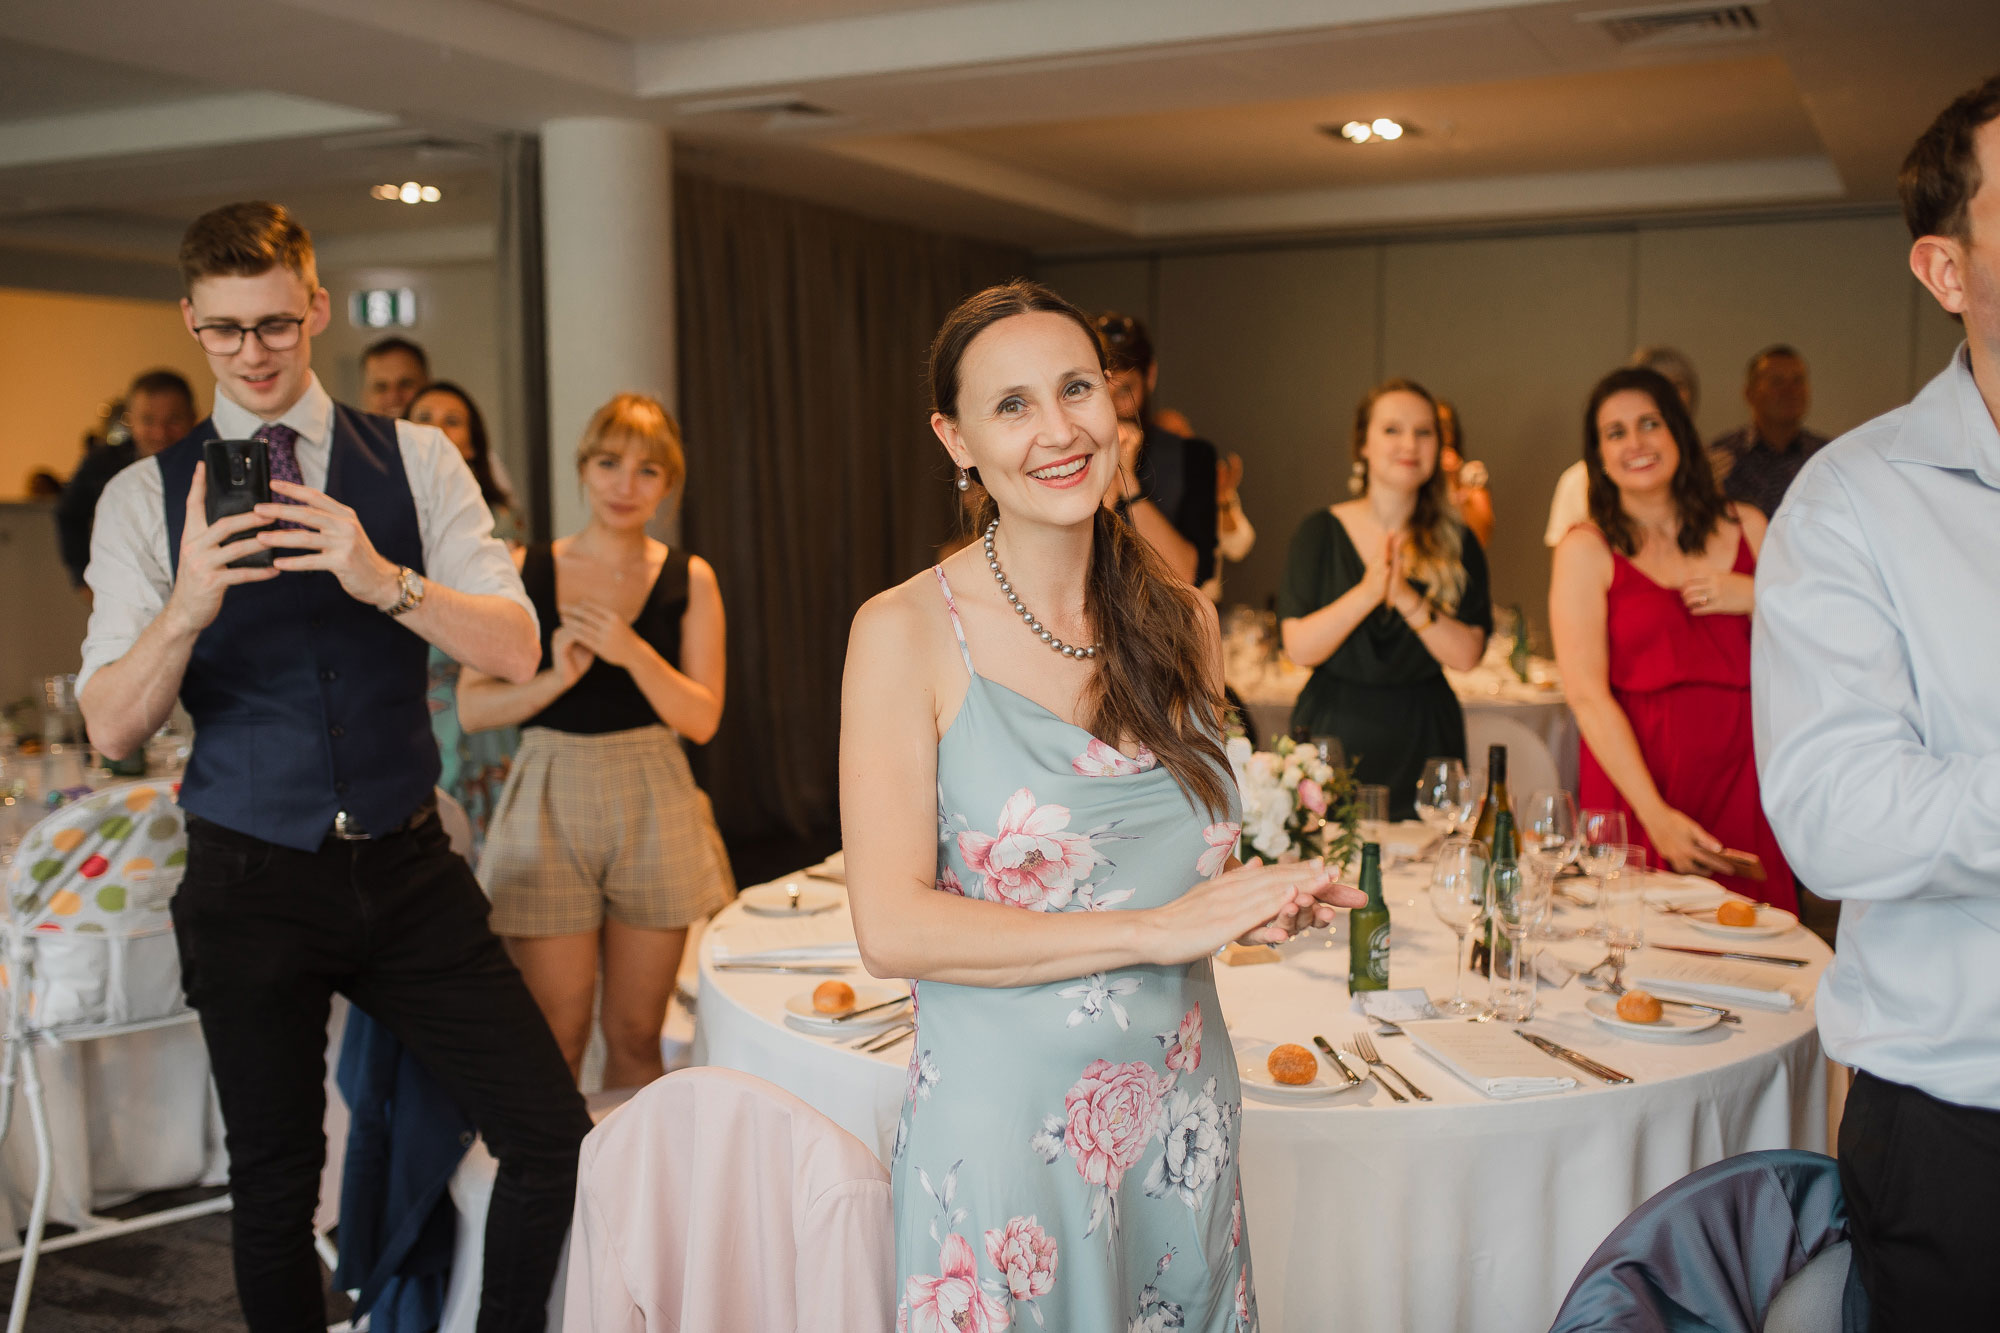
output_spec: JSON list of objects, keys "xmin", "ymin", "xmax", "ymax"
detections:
[{"xmin": 0, "ymin": 0, "xmax": 1993, "ymax": 265}]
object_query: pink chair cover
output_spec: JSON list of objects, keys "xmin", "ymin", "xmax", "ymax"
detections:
[{"xmin": 563, "ymin": 1067, "xmax": 894, "ymax": 1332}]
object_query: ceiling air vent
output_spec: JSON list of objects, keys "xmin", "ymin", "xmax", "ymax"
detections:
[{"xmin": 1580, "ymin": 2, "xmax": 1764, "ymax": 48}]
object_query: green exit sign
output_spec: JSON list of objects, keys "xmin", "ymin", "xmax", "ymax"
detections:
[{"xmin": 349, "ymin": 287, "xmax": 417, "ymax": 329}]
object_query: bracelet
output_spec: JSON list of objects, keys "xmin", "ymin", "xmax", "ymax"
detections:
[{"xmin": 1402, "ymin": 602, "xmax": 1434, "ymax": 631}]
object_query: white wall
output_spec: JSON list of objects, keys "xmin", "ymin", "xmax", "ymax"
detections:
[
  {"xmin": 313, "ymin": 260, "xmax": 514, "ymax": 496},
  {"xmin": 0, "ymin": 286, "xmax": 212, "ymax": 500},
  {"xmin": 1040, "ymin": 209, "xmax": 1962, "ymax": 639}
]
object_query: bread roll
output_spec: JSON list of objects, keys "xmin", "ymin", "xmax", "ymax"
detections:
[
  {"xmin": 1616, "ymin": 990, "xmax": 1663, "ymax": 1024},
  {"xmin": 812, "ymin": 980, "xmax": 856, "ymax": 1014},
  {"xmin": 1716, "ymin": 900, "xmax": 1758, "ymax": 927},
  {"xmin": 1267, "ymin": 1043, "xmax": 1317, "ymax": 1085}
]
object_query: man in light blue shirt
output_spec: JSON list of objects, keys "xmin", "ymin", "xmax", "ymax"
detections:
[{"xmin": 1753, "ymin": 73, "xmax": 2000, "ymax": 1328}]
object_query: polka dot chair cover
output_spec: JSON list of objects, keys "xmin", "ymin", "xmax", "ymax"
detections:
[{"xmin": 4, "ymin": 782, "xmax": 189, "ymax": 1031}]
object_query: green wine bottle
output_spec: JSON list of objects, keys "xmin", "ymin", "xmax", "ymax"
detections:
[
  {"xmin": 1347, "ymin": 841, "xmax": 1390, "ymax": 993},
  {"xmin": 1483, "ymin": 810, "xmax": 1520, "ymax": 988}
]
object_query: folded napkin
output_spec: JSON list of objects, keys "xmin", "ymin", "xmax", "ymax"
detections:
[
  {"xmin": 1350, "ymin": 989, "xmax": 1440, "ymax": 1023},
  {"xmin": 1632, "ymin": 950, "xmax": 1802, "ymax": 1011},
  {"xmin": 709, "ymin": 912, "xmax": 860, "ymax": 966},
  {"xmin": 1402, "ymin": 1021, "xmax": 1577, "ymax": 1100},
  {"xmin": 1639, "ymin": 875, "xmax": 1730, "ymax": 911},
  {"xmin": 809, "ymin": 851, "xmax": 846, "ymax": 883}
]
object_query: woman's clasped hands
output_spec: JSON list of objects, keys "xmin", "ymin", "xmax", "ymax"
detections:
[{"xmin": 1149, "ymin": 856, "xmax": 1364, "ymax": 965}]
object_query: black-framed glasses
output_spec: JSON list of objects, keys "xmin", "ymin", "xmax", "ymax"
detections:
[{"xmin": 191, "ymin": 311, "xmax": 310, "ymax": 355}]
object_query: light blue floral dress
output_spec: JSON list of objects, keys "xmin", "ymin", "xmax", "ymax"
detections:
[{"xmin": 891, "ymin": 568, "xmax": 1255, "ymax": 1333}]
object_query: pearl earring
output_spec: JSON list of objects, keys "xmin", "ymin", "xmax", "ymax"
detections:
[
  {"xmin": 956, "ymin": 469, "xmax": 971, "ymax": 492},
  {"xmin": 1348, "ymin": 459, "xmax": 1367, "ymax": 496}
]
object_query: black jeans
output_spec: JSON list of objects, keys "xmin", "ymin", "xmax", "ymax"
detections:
[
  {"xmin": 1838, "ymin": 1069, "xmax": 2000, "ymax": 1331},
  {"xmin": 173, "ymin": 811, "xmax": 594, "ymax": 1333}
]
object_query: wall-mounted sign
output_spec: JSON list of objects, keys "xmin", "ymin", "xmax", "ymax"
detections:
[{"xmin": 349, "ymin": 288, "xmax": 418, "ymax": 329}]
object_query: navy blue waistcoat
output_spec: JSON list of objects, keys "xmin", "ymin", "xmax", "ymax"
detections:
[{"xmin": 159, "ymin": 406, "xmax": 435, "ymax": 851}]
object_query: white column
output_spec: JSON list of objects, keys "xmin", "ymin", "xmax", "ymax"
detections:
[{"xmin": 540, "ymin": 118, "xmax": 675, "ymax": 537}]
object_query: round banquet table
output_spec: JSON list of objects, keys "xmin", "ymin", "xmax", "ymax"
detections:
[
  {"xmin": 695, "ymin": 865, "xmax": 1829, "ymax": 1333},
  {"xmin": 1230, "ymin": 658, "xmax": 1580, "ymax": 794}
]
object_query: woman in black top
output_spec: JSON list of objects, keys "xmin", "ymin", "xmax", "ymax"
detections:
[
  {"xmin": 460, "ymin": 394, "xmax": 734, "ymax": 1087},
  {"xmin": 1278, "ymin": 379, "xmax": 1492, "ymax": 819}
]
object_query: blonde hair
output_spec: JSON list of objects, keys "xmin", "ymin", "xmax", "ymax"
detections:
[
  {"xmin": 1350, "ymin": 378, "xmax": 1468, "ymax": 611},
  {"xmin": 576, "ymin": 393, "xmax": 686, "ymax": 491}
]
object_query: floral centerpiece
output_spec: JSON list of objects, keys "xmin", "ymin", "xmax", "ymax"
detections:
[{"xmin": 1224, "ymin": 734, "xmax": 1363, "ymax": 871}]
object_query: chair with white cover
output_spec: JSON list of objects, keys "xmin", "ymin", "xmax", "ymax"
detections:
[
  {"xmin": 1464, "ymin": 708, "xmax": 1561, "ymax": 800},
  {"xmin": 0, "ymin": 780, "xmax": 227, "ymax": 1333},
  {"xmin": 564, "ymin": 1066, "xmax": 894, "ymax": 1332}
]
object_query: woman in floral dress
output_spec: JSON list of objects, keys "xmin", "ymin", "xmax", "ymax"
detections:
[{"xmin": 842, "ymin": 281, "xmax": 1359, "ymax": 1332}]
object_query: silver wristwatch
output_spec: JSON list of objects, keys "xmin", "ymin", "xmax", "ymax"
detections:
[{"xmin": 384, "ymin": 565, "xmax": 426, "ymax": 618}]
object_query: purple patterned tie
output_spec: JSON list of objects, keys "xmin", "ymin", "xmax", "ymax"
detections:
[{"xmin": 254, "ymin": 423, "xmax": 306, "ymax": 529}]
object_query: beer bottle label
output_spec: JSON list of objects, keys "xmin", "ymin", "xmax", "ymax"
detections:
[{"xmin": 1366, "ymin": 923, "xmax": 1391, "ymax": 985}]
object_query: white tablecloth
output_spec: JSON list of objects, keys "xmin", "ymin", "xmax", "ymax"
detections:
[
  {"xmin": 696, "ymin": 867, "xmax": 1828, "ymax": 1333},
  {"xmin": 1230, "ymin": 658, "xmax": 1581, "ymax": 793}
]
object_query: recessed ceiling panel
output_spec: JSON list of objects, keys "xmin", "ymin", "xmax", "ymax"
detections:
[{"xmin": 913, "ymin": 56, "xmax": 1822, "ymax": 201}]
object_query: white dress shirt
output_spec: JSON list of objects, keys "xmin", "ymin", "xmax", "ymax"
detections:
[
  {"xmin": 1752, "ymin": 344, "xmax": 2000, "ymax": 1111},
  {"xmin": 1544, "ymin": 460, "xmax": 1589, "ymax": 547},
  {"xmin": 78, "ymin": 373, "xmax": 534, "ymax": 694}
]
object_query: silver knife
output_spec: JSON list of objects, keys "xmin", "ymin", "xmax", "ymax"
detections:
[
  {"xmin": 829, "ymin": 993, "xmax": 912, "ymax": 1023},
  {"xmin": 713, "ymin": 962, "xmax": 853, "ymax": 974},
  {"xmin": 1311, "ymin": 1035, "xmax": 1362, "ymax": 1087},
  {"xmin": 857, "ymin": 1022, "xmax": 915, "ymax": 1054},
  {"xmin": 1516, "ymin": 1030, "xmax": 1633, "ymax": 1084},
  {"xmin": 1652, "ymin": 944, "xmax": 1807, "ymax": 968}
]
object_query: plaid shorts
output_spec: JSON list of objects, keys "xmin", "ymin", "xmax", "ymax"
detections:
[{"xmin": 479, "ymin": 725, "xmax": 735, "ymax": 937}]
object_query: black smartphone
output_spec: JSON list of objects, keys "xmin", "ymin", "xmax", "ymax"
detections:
[{"xmin": 201, "ymin": 438, "xmax": 275, "ymax": 568}]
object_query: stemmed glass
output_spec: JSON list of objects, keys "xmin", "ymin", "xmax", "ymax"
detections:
[
  {"xmin": 1428, "ymin": 836, "xmax": 1491, "ymax": 1018},
  {"xmin": 1601, "ymin": 845, "xmax": 1651, "ymax": 981},
  {"xmin": 1522, "ymin": 790, "xmax": 1579, "ymax": 940},
  {"xmin": 1489, "ymin": 846, "xmax": 1549, "ymax": 1022},
  {"xmin": 1414, "ymin": 758, "xmax": 1475, "ymax": 845},
  {"xmin": 1579, "ymin": 810, "xmax": 1628, "ymax": 939}
]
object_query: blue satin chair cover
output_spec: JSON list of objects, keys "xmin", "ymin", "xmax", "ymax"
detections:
[{"xmin": 1548, "ymin": 1150, "xmax": 1867, "ymax": 1333}]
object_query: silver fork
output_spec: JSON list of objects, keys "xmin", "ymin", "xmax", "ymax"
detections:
[
  {"xmin": 855, "ymin": 1022, "xmax": 914, "ymax": 1054},
  {"xmin": 1348, "ymin": 1031, "xmax": 1432, "ymax": 1102}
]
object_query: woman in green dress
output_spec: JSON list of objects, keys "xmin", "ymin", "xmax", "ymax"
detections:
[
  {"xmin": 407, "ymin": 381, "xmax": 523, "ymax": 851},
  {"xmin": 1278, "ymin": 378, "xmax": 1492, "ymax": 819}
]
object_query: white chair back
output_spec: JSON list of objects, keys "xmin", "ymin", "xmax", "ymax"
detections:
[
  {"xmin": 1464, "ymin": 711, "xmax": 1561, "ymax": 802},
  {"xmin": 1764, "ymin": 1239, "xmax": 1851, "ymax": 1332},
  {"xmin": 563, "ymin": 1067, "xmax": 894, "ymax": 1331}
]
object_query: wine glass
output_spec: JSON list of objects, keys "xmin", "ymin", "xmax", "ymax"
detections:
[
  {"xmin": 1522, "ymin": 790, "xmax": 1579, "ymax": 940},
  {"xmin": 1428, "ymin": 836, "xmax": 1491, "ymax": 1018},
  {"xmin": 1579, "ymin": 809, "xmax": 1628, "ymax": 939},
  {"xmin": 1602, "ymin": 844, "xmax": 1650, "ymax": 979},
  {"xmin": 1414, "ymin": 758, "xmax": 1474, "ymax": 845}
]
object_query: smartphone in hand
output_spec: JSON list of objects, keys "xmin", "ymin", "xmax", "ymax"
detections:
[
  {"xmin": 1717, "ymin": 848, "xmax": 1767, "ymax": 881},
  {"xmin": 202, "ymin": 438, "xmax": 275, "ymax": 568}
]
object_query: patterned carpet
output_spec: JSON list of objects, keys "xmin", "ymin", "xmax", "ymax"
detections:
[{"xmin": 0, "ymin": 1190, "xmax": 352, "ymax": 1333}]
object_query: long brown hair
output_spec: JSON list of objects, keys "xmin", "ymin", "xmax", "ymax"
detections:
[
  {"xmin": 1582, "ymin": 367, "xmax": 1728, "ymax": 557},
  {"xmin": 928, "ymin": 280, "xmax": 1230, "ymax": 816},
  {"xmin": 1350, "ymin": 378, "xmax": 1468, "ymax": 609}
]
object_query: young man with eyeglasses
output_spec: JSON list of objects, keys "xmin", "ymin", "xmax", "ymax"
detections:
[{"xmin": 77, "ymin": 201, "xmax": 590, "ymax": 1333}]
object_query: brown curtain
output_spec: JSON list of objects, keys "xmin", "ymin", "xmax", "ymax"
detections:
[{"xmin": 674, "ymin": 173, "xmax": 1028, "ymax": 839}]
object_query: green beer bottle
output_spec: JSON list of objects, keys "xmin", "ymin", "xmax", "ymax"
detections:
[{"xmin": 1347, "ymin": 841, "xmax": 1390, "ymax": 993}]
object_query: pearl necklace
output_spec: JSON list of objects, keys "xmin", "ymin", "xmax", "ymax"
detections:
[{"xmin": 983, "ymin": 520, "xmax": 1100, "ymax": 659}]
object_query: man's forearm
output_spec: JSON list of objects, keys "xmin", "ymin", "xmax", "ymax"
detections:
[
  {"xmin": 81, "ymin": 610, "xmax": 198, "ymax": 760},
  {"xmin": 396, "ymin": 582, "xmax": 539, "ymax": 684}
]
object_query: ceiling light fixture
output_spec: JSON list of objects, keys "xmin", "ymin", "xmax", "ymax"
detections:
[
  {"xmin": 371, "ymin": 181, "xmax": 443, "ymax": 203},
  {"xmin": 1329, "ymin": 118, "xmax": 1411, "ymax": 145}
]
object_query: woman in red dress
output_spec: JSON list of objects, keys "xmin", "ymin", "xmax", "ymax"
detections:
[{"xmin": 1549, "ymin": 366, "xmax": 1796, "ymax": 910}]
